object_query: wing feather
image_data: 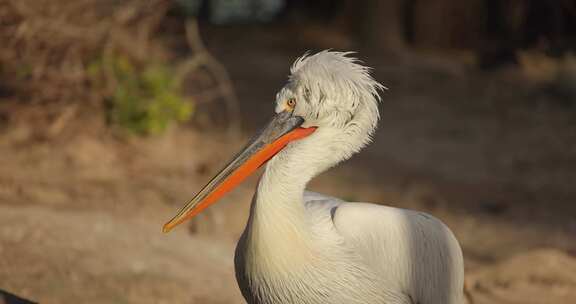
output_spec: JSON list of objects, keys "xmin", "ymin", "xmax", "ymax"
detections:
[{"xmin": 332, "ymin": 202, "xmax": 465, "ymax": 304}]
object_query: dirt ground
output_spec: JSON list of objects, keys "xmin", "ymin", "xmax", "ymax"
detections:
[{"xmin": 2, "ymin": 28, "xmax": 576, "ymax": 303}]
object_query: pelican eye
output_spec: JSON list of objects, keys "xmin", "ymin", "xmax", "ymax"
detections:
[{"xmin": 287, "ymin": 98, "xmax": 297, "ymax": 108}]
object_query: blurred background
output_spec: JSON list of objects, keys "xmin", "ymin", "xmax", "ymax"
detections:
[{"xmin": 1, "ymin": 0, "xmax": 575, "ymax": 303}]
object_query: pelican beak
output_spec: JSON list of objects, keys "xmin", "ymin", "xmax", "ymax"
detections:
[{"xmin": 162, "ymin": 111, "xmax": 316, "ymax": 233}]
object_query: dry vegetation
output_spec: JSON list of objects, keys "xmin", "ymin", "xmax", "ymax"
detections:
[
  {"xmin": 0, "ymin": 0, "xmax": 167, "ymax": 132},
  {"xmin": 0, "ymin": 0, "xmax": 239, "ymax": 139}
]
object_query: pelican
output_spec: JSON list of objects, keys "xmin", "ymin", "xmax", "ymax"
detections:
[{"xmin": 163, "ymin": 51, "xmax": 465, "ymax": 304}]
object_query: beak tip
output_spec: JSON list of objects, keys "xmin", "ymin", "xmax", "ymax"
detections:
[
  {"xmin": 162, "ymin": 223, "xmax": 174, "ymax": 233},
  {"xmin": 162, "ymin": 214, "xmax": 188, "ymax": 233}
]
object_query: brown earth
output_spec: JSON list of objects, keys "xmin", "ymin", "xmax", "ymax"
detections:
[{"xmin": 1, "ymin": 28, "xmax": 576, "ymax": 303}]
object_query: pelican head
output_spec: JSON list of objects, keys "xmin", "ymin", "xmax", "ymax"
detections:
[{"xmin": 163, "ymin": 50, "xmax": 384, "ymax": 232}]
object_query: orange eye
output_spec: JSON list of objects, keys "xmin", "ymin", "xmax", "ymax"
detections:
[{"xmin": 287, "ymin": 98, "xmax": 296, "ymax": 108}]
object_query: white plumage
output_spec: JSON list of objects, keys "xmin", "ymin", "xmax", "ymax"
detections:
[{"xmin": 233, "ymin": 51, "xmax": 465, "ymax": 304}]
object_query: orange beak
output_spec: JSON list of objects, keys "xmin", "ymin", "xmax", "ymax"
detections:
[{"xmin": 163, "ymin": 111, "xmax": 316, "ymax": 233}]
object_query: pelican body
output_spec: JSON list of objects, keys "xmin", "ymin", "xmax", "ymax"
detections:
[{"xmin": 164, "ymin": 51, "xmax": 465, "ymax": 304}]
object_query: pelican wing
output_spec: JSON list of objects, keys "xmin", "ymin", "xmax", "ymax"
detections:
[{"xmin": 331, "ymin": 202, "xmax": 465, "ymax": 304}]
